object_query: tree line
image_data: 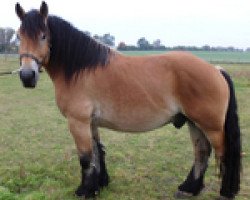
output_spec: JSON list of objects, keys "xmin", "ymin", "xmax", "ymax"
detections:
[
  {"xmin": 0, "ymin": 27, "xmax": 249, "ymax": 53},
  {"xmin": 118, "ymin": 37, "xmax": 246, "ymax": 52},
  {"xmin": 0, "ymin": 27, "xmax": 17, "ymax": 54}
]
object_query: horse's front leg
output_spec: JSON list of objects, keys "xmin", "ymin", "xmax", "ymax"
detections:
[
  {"xmin": 68, "ymin": 117, "xmax": 100, "ymax": 198},
  {"xmin": 91, "ymin": 124, "xmax": 110, "ymax": 187}
]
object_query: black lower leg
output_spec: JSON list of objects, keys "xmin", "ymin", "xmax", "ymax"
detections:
[
  {"xmin": 97, "ymin": 142, "xmax": 110, "ymax": 187},
  {"xmin": 178, "ymin": 121, "xmax": 212, "ymax": 196},
  {"xmin": 75, "ymin": 153, "xmax": 100, "ymax": 198},
  {"xmin": 178, "ymin": 165, "xmax": 206, "ymax": 195}
]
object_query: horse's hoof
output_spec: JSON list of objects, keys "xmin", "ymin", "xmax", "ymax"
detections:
[
  {"xmin": 75, "ymin": 185, "xmax": 98, "ymax": 198},
  {"xmin": 99, "ymin": 172, "xmax": 109, "ymax": 188},
  {"xmin": 215, "ymin": 196, "xmax": 234, "ymax": 200},
  {"xmin": 174, "ymin": 190, "xmax": 193, "ymax": 199},
  {"xmin": 75, "ymin": 185, "xmax": 87, "ymax": 197},
  {"xmin": 75, "ymin": 167, "xmax": 100, "ymax": 198}
]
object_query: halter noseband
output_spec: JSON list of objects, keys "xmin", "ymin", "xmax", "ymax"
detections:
[{"xmin": 19, "ymin": 53, "xmax": 43, "ymax": 67}]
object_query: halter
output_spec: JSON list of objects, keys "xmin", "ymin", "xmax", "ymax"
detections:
[{"xmin": 19, "ymin": 53, "xmax": 43, "ymax": 67}]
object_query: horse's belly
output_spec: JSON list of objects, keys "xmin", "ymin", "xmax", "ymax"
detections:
[
  {"xmin": 97, "ymin": 106, "xmax": 178, "ymax": 132},
  {"xmin": 98, "ymin": 115, "xmax": 169, "ymax": 132}
]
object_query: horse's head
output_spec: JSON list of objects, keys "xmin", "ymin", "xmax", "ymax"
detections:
[{"xmin": 15, "ymin": 1, "xmax": 50, "ymax": 88}]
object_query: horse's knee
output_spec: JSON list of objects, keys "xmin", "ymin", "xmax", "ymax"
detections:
[{"xmin": 79, "ymin": 142, "xmax": 101, "ymax": 175}]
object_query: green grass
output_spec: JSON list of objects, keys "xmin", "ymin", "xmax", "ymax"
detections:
[{"xmin": 0, "ymin": 55, "xmax": 250, "ymax": 200}]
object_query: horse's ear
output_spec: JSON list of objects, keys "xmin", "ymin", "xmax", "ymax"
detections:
[
  {"xmin": 15, "ymin": 3, "xmax": 25, "ymax": 21},
  {"xmin": 40, "ymin": 1, "xmax": 48, "ymax": 19}
]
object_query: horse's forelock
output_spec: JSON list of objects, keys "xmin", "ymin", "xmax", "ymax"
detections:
[{"xmin": 20, "ymin": 10, "xmax": 47, "ymax": 40}]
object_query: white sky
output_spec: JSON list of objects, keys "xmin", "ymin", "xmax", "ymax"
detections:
[{"xmin": 1, "ymin": 0, "xmax": 250, "ymax": 48}]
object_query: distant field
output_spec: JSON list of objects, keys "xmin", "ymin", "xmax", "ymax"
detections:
[
  {"xmin": 0, "ymin": 55, "xmax": 249, "ymax": 200},
  {"xmin": 121, "ymin": 50, "xmax": 250, "ymax": 64},
  {"xmin": 1, "ymin": 50, "xmax": 250, "ymax": 74}
]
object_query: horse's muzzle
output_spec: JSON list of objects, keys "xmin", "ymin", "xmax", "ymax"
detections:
[{"xmin": 19, "ymin": 68, "xmax": 37, "ymax": 88}]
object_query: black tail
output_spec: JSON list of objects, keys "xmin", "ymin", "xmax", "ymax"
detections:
[{"xmin": 220, "ymin": 70, "xmax": 242, "ymax": 198}]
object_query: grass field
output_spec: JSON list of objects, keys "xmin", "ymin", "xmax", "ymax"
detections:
[
  {"xmin": 0, "ymin": 53, "xmax": 250, "ymax": 200},
  {"xmin": 121, "ymin": 51, "xmax": 250, "ymax": 64}
]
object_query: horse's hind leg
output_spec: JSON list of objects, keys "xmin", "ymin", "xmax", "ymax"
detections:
[{"xmin": 176, "ymin": 121, "xmax": 211, "ymax": 198}]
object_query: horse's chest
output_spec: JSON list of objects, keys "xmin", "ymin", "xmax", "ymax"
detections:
[{"xmin": 55, "ymin": 94, "xmax": 69, "ymax": 117}]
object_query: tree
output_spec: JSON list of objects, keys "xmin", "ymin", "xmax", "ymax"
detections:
[
  {"xmin": 93, "ymin": 33, "xmax": 115, "ymax": 47},
  {"xmin": 0, "ymin": 28, "xmax": 5, "ymax": 44},
  {"xmin": 5, "ymin": 28, "xmax": 15, "ymax": 45},
  {"xmin": 83, "ymin": 31, "xmax": 91, "ymax": 36},
  {"xmin": 152, "ymin": 39, "xmax": 161, "ymax": 48},
  {"xmin": 137, "ymin": 37, "xmax": 151, "ymax": 50},
  {"xmin": 152, "ymin": 39, "xmax": 166, "ymax": 50},
  {"xmin": 0, "ymin": 27, "xmax": 15, "ymax": 53},
  {"xmin": 117, "ymin": 42, "xmax": 127, "ymax": 50},
  {"xmin": 0, "ymin": 28, "xmax": 5, "ymax": 52},
  {"xmin": 93, "ymin": 34, "xmax": 101, "ymax": 41},
  {"xmin": 102, "ymin": 33, "xmax": 115, "ymax": 46},
  {"xmin": 202, "ymin": 45, "xmax": 211, "ymax": 51}
]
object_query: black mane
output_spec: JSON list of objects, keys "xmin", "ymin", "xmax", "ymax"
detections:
[
  {"xmin": 47, "ymin": 16, "xmax": 111, "ymax": 80},
  {"xmin": 21, "ymin": 10, "xmax": 111, "ymax": 80}
]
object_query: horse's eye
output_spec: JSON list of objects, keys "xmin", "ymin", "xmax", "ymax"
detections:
[
  {"xmin": 16, "ymin": 34, "xmax": 20, "ymax": 40},
  {"xmin": 41, "ymin": 34, "xmax": 46, "ymax": 40}
]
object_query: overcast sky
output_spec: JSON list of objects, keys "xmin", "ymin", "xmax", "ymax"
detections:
[{"xmin": 1, "ymin": 0, "xmax": 250, "ymax": 48}]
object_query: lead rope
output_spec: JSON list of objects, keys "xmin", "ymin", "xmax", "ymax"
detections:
[{"xmin": 0, "ymin": 69, "xmax": 20, "ymax": 76}]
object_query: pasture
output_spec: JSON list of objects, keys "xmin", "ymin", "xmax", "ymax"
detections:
[
  {"xmin": 122, "ymin": 51, "xmax": 250, "ymax": 64},
  {"xmin": 0, "ymin": 52, "xmax": 249, "ymax": 200}
]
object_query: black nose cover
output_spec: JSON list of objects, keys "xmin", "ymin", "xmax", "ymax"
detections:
[{"xmin": 19, "ymin": 69, "xmax": 36, "ymax": 88}]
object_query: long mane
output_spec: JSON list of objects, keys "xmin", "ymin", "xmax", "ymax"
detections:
[
  {"xmin": 47, "ymin": 16, "xmax": 111, "ymax": 80},
  {"xmin": 20, "ymin": 10, "xmax": 111, "ymax": 81}
]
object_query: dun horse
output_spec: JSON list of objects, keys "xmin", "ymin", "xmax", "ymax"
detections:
[{"xmin": 15, "ymin": 2, "xmax": 241, "ymax": 199}]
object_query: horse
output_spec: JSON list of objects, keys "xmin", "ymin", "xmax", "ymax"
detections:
[{"xmin": 15, "ymin": 2, "xmax": 241, "ymax": 199}]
